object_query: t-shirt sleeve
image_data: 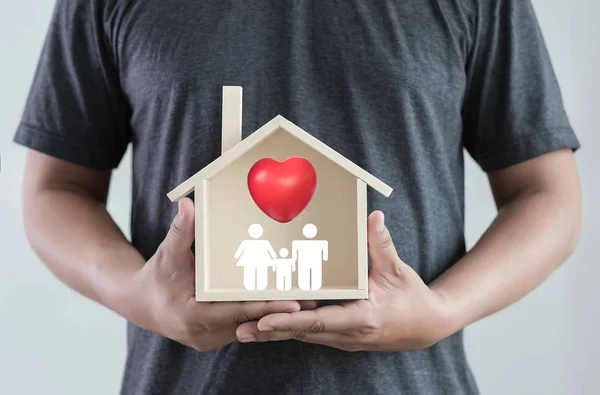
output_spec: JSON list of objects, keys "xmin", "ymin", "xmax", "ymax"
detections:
[
  {"xmin": 13, "ymin": 0, "xmax": 130, "ymax": 170},
  {"xmin": 462, "ymin": 0, "xmax": 580, "ymax": 172}
]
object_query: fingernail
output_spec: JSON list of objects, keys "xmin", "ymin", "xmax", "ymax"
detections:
[
  {"xmin": 258, "ymin": 325, "xmax": 273, "ymax": 332},
  {"xmin": 178, "ymin": 201, "xmax": 184, "ymax": 219},
  {"xmin": 377, "ymin": 212, "xmax": 385, "ymax": 232},
  {"xmin": 238, "ymin": 335, "xmax": 256, "ymax": 343}
]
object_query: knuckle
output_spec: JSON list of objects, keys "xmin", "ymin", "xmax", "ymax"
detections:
[
  {"xmin": 378, "ymin": 231, "xmax": 393, "ymax": 248},
  {"xmin": 358, "ymin": 326, "xmax": 372, "ymax": 336},
  {"xmin": 391, "ymin": 264, "xmax": 403, "ymax": 278},
  {"xmin": 358, "ymin": 331, "xmax": 380, "ymax": 347},
  {"xmin": 198, "ymin": 319, "xmax": 216, "ymax": 332},
  {"xmin": 233, "ymin": 312, "xmax": 254, "ymax": 326},
  {"xmin": 153, "ymin": 247, "xmax": 167, "ymax": 264},
  {"xmin": 359, "ymin": 314, "xmax": 381, "ymax": 335},
  {"xmin": 232, "ymin": 303, "xmax": 256, "ymax": 325},
  {"xmin": 290, "ymin": 331, "xmax": 306, "ymax": 340},
  {"xmin": 307, "ymin": 320, "xmax": 325, "ymax": 333},
  {"xmin": 168, "ymin": 219, "xmax": 183, "ymax": 239},
  {"xmin": 199, "ymin": 324, "xmax": 215, "ymax": 334}
]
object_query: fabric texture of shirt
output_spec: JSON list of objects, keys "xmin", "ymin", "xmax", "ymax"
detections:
[{"xmin": 14, "ymin": 1, "xmax": 580, "ymax": 394}]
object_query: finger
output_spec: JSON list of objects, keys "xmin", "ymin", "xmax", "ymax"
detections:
[
  {"xmin": 237, "ymin": 320, "xmax": 354, "ymax": 342},
  {"xmin": 152, "ymin": 199, "xmax": 195, "ymax": 284},
  {"xmin": 238, "ymin": 301, "xmax": 304, "ymax": 323},
  {"xmin": 254, "ymin": 330, "xmax": 296, "ymax": 342},
  {"xmin": 273, "ymin": 332, "xmax": 354, "ymax": 349},
  {"xmin": 237, "ymin": 320, "xmax": 337, "ymax": 343},
  {"xmin": 367, "ymin": 210, "xmax": 403, "ymax": 278},
  {"xmin": 256, "ymin": 304, "xmax": 360, "ymax": 334},
  {"xmin": 201, "ymin": 300, "xmax": 302, "ymax": 327},
  {"xmin": 242, "ymin": 328, "xmax": 357, "ymax": 351},
  {"xmin": 160, "ymin": 198, "xmax": 195, "ymax": 256},
  {"xmin": 236, "ymin": 320, "xmax": 260, "ymax": 341}
]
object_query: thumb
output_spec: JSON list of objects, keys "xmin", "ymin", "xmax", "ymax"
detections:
[
  {"xmin": 367, "ymin": 211, "xmax": 403, "ymax": 278},
  {"xmin": 161, "ymin": 198, "xmax": 195, "ymax": 255}
]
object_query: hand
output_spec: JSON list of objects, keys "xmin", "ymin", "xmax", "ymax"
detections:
[
  {"xmin": 129, "ymin": 197, "xmax": 316, "ymax": 352},
  {"xmin": 235, "ymin": 211, "xmax": 454, "ymax": 351}
]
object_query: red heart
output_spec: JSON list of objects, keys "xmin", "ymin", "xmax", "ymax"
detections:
[{"xmin": 247, "ymin": 157, "xmax": 317, "ymax": 223}]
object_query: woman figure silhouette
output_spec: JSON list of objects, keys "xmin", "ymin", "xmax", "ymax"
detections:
[{"xmin": 235, "ymin": 224, "xmax": 277, "ymax": 290}]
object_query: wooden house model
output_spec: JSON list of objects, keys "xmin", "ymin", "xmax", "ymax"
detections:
[{"xmin": 168, "ymin": 87, "xmax": 393, "ymax": 302}]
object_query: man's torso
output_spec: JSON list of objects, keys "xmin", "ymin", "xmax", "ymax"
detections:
[{"xmin": 110, "ymin": 1, "xmax": 478, "ymax": 393}]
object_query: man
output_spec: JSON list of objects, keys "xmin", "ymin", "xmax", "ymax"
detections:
[{"xmin": 14, "ymin": 1, "xmax": 581, "ymax": 394}]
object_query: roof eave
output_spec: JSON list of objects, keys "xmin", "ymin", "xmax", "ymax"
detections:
[
  {"xmin": 167, "ymin": 116, "xmax": 281, "ymax": 201},
  {"xmin": 167, "ymin": 115, "xmax": 394, "ymax": 202},
  {"xmin": 276, "ymin": 116, "xmax": 393, "ymax": 197}
]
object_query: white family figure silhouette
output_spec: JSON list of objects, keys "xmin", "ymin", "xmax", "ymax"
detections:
[
  {"xmin": 292, "ymin": 224, "xmax": 328, "ymax": 291},
  {"xmin": 272, "ymin": 248, "xmax": 295, "ymax": 291},
  {"xmin": 234, "ymin": 223, "xmax": 329, "ymax": 291},
  {"xmin": 234, "ymin": 224, "xmax": 276, "ymax": 291}
]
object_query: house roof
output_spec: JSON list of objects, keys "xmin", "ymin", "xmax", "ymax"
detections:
[{"xmin": 167, "ymin": 115, "xmax": 393, "ymax": 201}]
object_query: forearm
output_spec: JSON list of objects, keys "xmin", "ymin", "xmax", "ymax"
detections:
[
  {"xmin": 430, "ymin": 189, "xmax": 581, "ymax": 334},
  {"xmin": 23, "ymin": 188, "xmax": 145, "ymax": 320}
]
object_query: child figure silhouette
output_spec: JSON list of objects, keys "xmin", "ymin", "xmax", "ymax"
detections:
[{"xmin": 272, "ymin": 248, "xmax": 295, "ymax": 291}]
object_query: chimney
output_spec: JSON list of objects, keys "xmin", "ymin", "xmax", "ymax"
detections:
[{"xmin": 221, "ymin": 86, "xmax": 243, "ymax": 154}]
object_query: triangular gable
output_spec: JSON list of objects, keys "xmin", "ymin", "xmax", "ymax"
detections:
[{"xmin": 167, "ymin": 115, "xmax": 393, "ymax": 201}]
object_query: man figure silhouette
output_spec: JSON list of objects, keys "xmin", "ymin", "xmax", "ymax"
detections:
[{"xmin": 292, "ymin": 224, "xmax": 328, "ymax": 291}]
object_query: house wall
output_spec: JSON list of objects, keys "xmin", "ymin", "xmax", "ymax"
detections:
[{"xmin": 205, "ymin": 128, "xmax": 359, "ymax": 291}]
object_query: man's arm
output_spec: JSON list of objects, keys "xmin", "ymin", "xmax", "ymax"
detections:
[
  {"xmin": 429, "ymin": 148, "xmax": 582, "ymax": 332},
  {"xmin": 21, "ymin": 151, "xmax": 145, "ymax": 322}
]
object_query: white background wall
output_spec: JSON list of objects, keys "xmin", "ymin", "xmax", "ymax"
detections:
[{"xmin": 0, "ymin": 1, "xmax": 597, "ymax": 394}]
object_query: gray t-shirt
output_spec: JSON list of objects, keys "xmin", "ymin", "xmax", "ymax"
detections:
[{"xmin": 14, "ymin": 1, "xmax": 580, "ymax": 394}]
